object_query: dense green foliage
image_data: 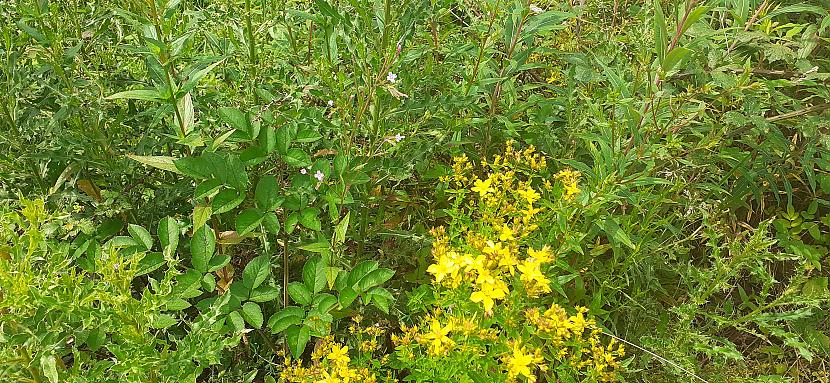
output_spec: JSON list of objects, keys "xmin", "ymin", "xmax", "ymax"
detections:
[{"xmin": 2, "ymin": 0, "xmax": 829, "ymax": 382}]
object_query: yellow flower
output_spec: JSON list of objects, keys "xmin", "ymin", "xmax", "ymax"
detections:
[
  {"xmin": 517, "ymin": 259, "xmax": 551, "ymax": 297},
  {"xmin": 470, "ymin": 276, "xmax": 509, "ymax": 313},
  {"xmin": 421, "ymin": 319, "xmax": 455, "ymax": 355},
  {"xmin": 503, "ymin": 343, "xmax": 544, "ymax": 382},
  {"xmin": 471, "ymin": 177, "xmax": 494, "ymax": 197},
  {"xmin": 516, "ymin": 187, "xmax": 541, "ymax": 205},
  {"xmin": 327, "ymin": 344, "xmax": 350, "ymax": 365},
  {"xmin": 498, "ymin": 224, "xmax": 514, "ymax": 242}
]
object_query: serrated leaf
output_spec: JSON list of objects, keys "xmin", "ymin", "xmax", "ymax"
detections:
[
  {"xmin": 128, "ymin": 224, "xmax": 153, "ymax": 251},
  {"xmin": 218, "ymin": 107, "xmax": 251, "ymax": 133},
  {"xmin": 295, "ymin": 128, "xmax": 322, "ymax": 143},
  {"xmin": 285, "ymin": 325, "xmax": 311, "ymax": 358},
  {"xmin": 255, "ymin": 176, "xmax": 282, "ymax": 211},
  {"xmin": 268, "ymin": 306, "xmax": 305, "ymax": 333},
  {"xmin": 212, "ymin": 189, "xmax": 244, "ymax": 214},
  {"xmin": 158, "ymin": 217, "xmax": 179, "ymax": 257},
  {"xmin": 195, "ymin": 179, "xmax": 223, "ymax": 199},
  {"xmin": 242, "ymin": 255, "xmax": 271, "ymax": 290},
  {"xmin": 241, "ymin": 302, "xmax": 264, "ymax": 328},
  {"xmin": 236, "ymin": 208, "xmax": 264, "ymax": 236},
  {"xmin": 338, "ymin": 286, "xmax": 358, "ymax": 308},
  {"xmin": 299, "ymin": 208, "xmax": 322, "ymax": 231},
  {"xmin": 348, "ymin": 260, "xmax": 379, "ymax": 287},
  {"xmin": 136, "ymin": 252, "xmax": 165, "ymax": 276},
  {"xmin": 191, "ymin": 225, "xmax": 215, "ymax": 273},
  {"xmin": 287, "ymin": 282, "xmax": 312, "ymax": 306}
]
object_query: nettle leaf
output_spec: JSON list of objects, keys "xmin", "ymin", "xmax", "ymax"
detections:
[
  {"xmin": 242, "ymin": 255, "xmax": 271, "ymax": 290},
  {"xmin": 212, "ymin": 189, "xmax": 244, "ymax": 214},
  {"xmin": 287, "ymin": 282, "xmax": 312, "ymax": 306},
  {"xmin": 236, "ymin": 208, "xmax": 264, "ymax": 236},
  {"xmin": 268, "ymin": 307, "xmax": 305, "ymax": 333},
  {"xmin": 158, "ymin": 217, "xmax": 179, "ymax": 257},
  {"xmin": 285, "ymin": 325, "xmax": 311, "ymax": 358},
  {"xmin": 191, "ymin": 225, "xmax": 216, "ymax": 273},
  {"xmin": 255, "ymin": 176, "xmax": 283, "ymax": 211},
  {"xmin": 128, "ymin": 224, "xmax": 153, "ymax": 251},
  {"xmin": 241, "ymin": 302, "xmax": 264, "ymax": 328}
]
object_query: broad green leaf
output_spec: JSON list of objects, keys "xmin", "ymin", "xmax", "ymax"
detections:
[
  {"xmin": 207, "ymin": 254, "xmax": 231, "ymax": 272},
  {"xmin": 298, "ymin": 241, "xmax": 330, "ymax": 254},
  {"xmin": 136, "ymin": 252, "xmax": 165, "ymax": 276},
  {"xmin": 366, "ymin": 287, "xmax": 393, "ymax": 313},
  {"xmin": 348, "ymin": 260, "xmax": 379, "ymax": 287},
  {"xmin": 284, "ymin": 148, "xmax": 312, "ymax": 168},
  {"xmin": 127, "ymin": 154, "xmax": 181, "ymax": 174},
  {"xmin": 312, "ymin": 293, "xmax": 338, "ymax": 313},
  {"xmin": 285, "ymin": 325, "xmax": 311, "ymax": 358},
  {"xmin": 106, "ymin": 89, "xmax": 162, "ymax": 101},
  {"xmin": 357, "ymin": 268, "xmax": 395, "ymax": 292},
  {"xmin": 255, "ymin": 176, "xmax": 282, "ymax": 211},
  {"xmin": 191, "ymin": 225, "xmax": 215, "ymax": 273},
  {"xmin": 338, "ymin": 286, "xmax": 358, "ymax": 308},
  {"xmin": 287, "ymin": 282, "xmax": 312, "ymax": 306},
  {"xmin": 228, "ymin": 311, "xmax": 245, "ymax": 332},
  {"xmin": 242, "ymin": 255, "xmax": 271, "ymax": 290},
  {"xmin": 653, "ymin": 0, "xmax": 667, "ymax": 62},
  {"xmin": 299, "ymin": 208, "xmax": 322, "ymax": 231},
  {"xmin": 158, "ymin": 217, "xmax": 179, "ymax": 257},
  {"xmin": 295, "ymin": 128, "xmax": 322, "ymax": 143},
  {"xmin": 128, "ymin": 224, "xmax": 153, "ymax": 251},
  {"xmin": 174, "ymin": 156, "xmax": 213, "ymax": 179},
  {"xmin": 268, "ymin": 306, "xmax": 305, "ymax": 333},
  {"xmin": 249, "ymin": 285, "xmax": 281, "ymax": 302},
  {"xmin": 195, "ymin": 179, "xmax": 223, "ymax": 199},
  {"xmin": 193, "ymin": 205, "xmax": 212, "ymax": 231},
  {"xmin": 218, "ymin": 107, "xmax": 250, "ymax": 134},
  {"xmin": 212, "ymin": 189, "xmax": 244, "ymax": 214},
  {"xmin": 303, "ymin": 258, "xmax": 327, "ymax": 294},
  {"xmin": 241, "ymin": 302, "xmax": 264, "ymax": 328},
  {"xmin": 262, "ymin": 212, "xmax": 281, "ymax": 235},
  {"xmin": 235, "ymin": 208, "xmax": 264, "ymax": 236}
]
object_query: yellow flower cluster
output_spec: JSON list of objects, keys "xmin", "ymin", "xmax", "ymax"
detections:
[
  {"xmin": 503, "ymin": 342, "xmax": 546, "ymax": 383},
  {"xmin": 525, "ymin": 304, "xmax": 625, "ymax": 381},
  {"xmin": 554, "ymin": 168, "xmax": 581, "ymax": 201},
  {"xmin": 280, "ymin": 337, "xmax": 377, "ymax": 383}
]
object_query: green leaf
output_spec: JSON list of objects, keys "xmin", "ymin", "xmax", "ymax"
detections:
[
  {"xmin": 192, "ymin": 205, "xmax": 212, "ymax": 231},
  {"xmin": 128, "ymin": 224, "xmax": 153, "ymax": 251},
  {"xmin": 338, "ymin": 286, "xmax": 358, "ymax": 308},
  {"xmin": 40, "ymin": 355, "xmax": 58, "ymax": 383},
  {"xmin": 106, "ymin": 89, "xmax": 162, "ymax": 101},
  {"xmin": 284, "ymin": 148, "xmax": 312, "ymax": 168},
  {"xmin": 334, "ymin": 212, "xmax": 350, "ymax": 245},
  {"xmin": 152, "ymin": 314, "xmax": 178, "ymax": 329},
  {"xmin": 295, "ymin": 128, "xmax": 323, "ymax": 143},
  {"xmin": 255, "ymin": 176, "xmax": 282, "ymax": 211},
  {"xmin": 195, "ymin": 179, "xmax": 223, "ymax": 199},
  {"xmin": 680, "ymin": 6, "xmax": 710, "ymax": 35},
  {"xmin": 158, "ymin": 217, "xmax": 179, "ymax": 257},
  {"xmin": 228, "ymin": 311, "xmax": 245, "ymax": 332},
  {"xmin": 241, "ymin": 302, "xmax": 264, "ymax": 328},
  {"xmin": 287, "ymin": 282, "xmax": 312, "ymax": 306},
  {"xmin": 600, "ymin": 218, "xmax": 635, "ymax": 249},
  {"xmin": 285, "ymin": 325, "xmax": 311, "ymax": 358},
  {"xmin": 348, "ymin": 260, "xmax": 379, "ymax": 287},
  {"xmin": 212, "ymin": 189, "xmax": 244, "ymax": 214},
  {"xmin": 268, "ymin": 307, "xmax": 305, "ymax": 333},
  {"xmin": 357, "ymin": 268, "xmax": 395, "ymax": 292},
  {"xmin": 366, "ymin": 287, "xmax": 393, "ymax": 313},
  {"xmin": 303, "ymin": 258, "xmax": 327, "ymax": 294},
  {"xmin": 262, "ymin": 212, "xmax": 281, "ymax": 235},
  {"xmin": 298, "ymin": 240, "xmax": 330, "ymax": 254},
  {"xmin": 207, "ymin": 254, "xmax": 231, "ymax": 272},
  {"xmin": 191, "ymin": 225, "xmax": 215, "ymax": 273},
  {"xmin": 275, "ymin": 127, "xmax": 292, "ymax": 155},
  {"xmin": 218, "ymin": 107, "xmax": 251, "ymax": 134},
  {"xmin": 285, "ymin": 212, "xmax": 299, "ymax": 234},
  {"xmin": 236, "ymin": 208, "xmax": 264, "ymax": 236},
  {"xmin": 661, "ymin": 46, "xmax": 692, "ymax": 72},
  {"xmin": 653, "ymin": 0, "xmax": 667, "ymax": 62},
  {"xmin": 312, "ymin": 293, "xmax": 338, "ymax": 313},
  {"xmin": 243, "ymin": 255, "xmax": 271, "ymax": 290},
  {"xmin": 126, "ymin": 154, "xmax": 181, "ymax": 174},
  {"xmin": 174, "ymin": 156, "xmax": 213, "ymax": 179},
  {"xmin": 249, "ymin": 285, "xmax": 281, "ymax": 302},
  {"xmin": 136, "ymin": 252, "xmax": 165, "ymax": 276},
  {"xmin": 299, "ymin": 208, "xmax": 322, "ymax": 231}
]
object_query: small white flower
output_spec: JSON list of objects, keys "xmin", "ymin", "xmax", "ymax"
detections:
[
  {"xmin": 113, "ymin": 263, "xmax": 120, "ymax": 271},
  {"xmin": 529, "ymin": 4, "xmax": 544, "ymax": 14},
  {"xmin": 387, "ymin": 72, "xmax": 398, "ymax": 83},
  {"xmin": 300, "ymin": 168, "xmax": 308, "ymax": 175},
  {"xmin": 327, "ymin": 99, "xmax": 334, "ymax": 107},
  {"xmin": 395, "ymin": 133, "xmax": 405, "ymax": 142},
  {"xmin": 314, "ymin": 170, "xmax": 325, "ymax": 182}
]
